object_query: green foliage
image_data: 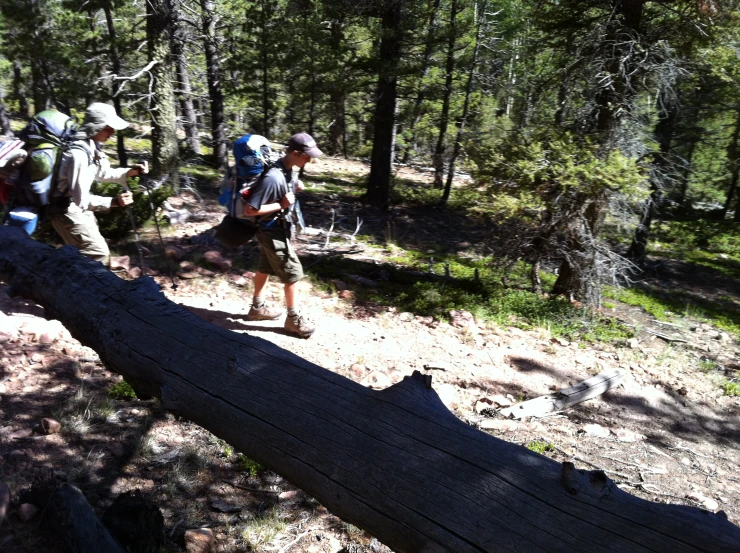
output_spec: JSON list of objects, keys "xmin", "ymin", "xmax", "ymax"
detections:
[
  {"xmin": 655, "ymin": 220, "xmax": 740, "ymax": 259},
  {"xmin": 722, "ymin": 380, "xmax": 740, "ymax": 396},
  {"xmin": 107, "ymin": 379, "xmax": 137, "ymax": 400},
  {"xmin": 91, "ymin": 176, "xmax": 173, "ymax": 241},
  {"xmin": 526, "ymin": 440, "xmax": 555, "ymax": 454},
  {"xmin": 238, "ymin": 454, "xmax": 265, "ymax": 477}
]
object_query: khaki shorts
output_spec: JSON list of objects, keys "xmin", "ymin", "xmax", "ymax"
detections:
[
  {"xmin": 50, "ymin": 210, "xmax": 110, "ymax": 265},
  {"xmin": 255, "ymin": 227, "xmax": 304, "ymax": 283}
]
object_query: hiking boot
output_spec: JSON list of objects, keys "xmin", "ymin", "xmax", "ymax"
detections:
[
  {"xmin": 246, "ymin": 304, "xmax": 284, "ymax": 321},
  {"xmin": 284, "ymin": 313, "xmax": 316, "ymax": 338}
]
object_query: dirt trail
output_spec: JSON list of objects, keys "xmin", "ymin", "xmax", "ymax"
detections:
[{"xmin": 1, "ymin": 158, "xmax": 739, "ymax": 552}]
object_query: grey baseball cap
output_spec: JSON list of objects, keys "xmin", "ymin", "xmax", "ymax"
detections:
[
  {"xmin": 77, "ymin": 102, "xmax": 129, "ymax": 138},
  {"xmin": 287, "ymin": 132, "xmax": 323, "ymax": 158}
]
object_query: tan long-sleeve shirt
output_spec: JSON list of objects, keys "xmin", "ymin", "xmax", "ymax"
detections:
[{"xmin": 53, "ymin": 139, "xmax": 129, "ymax": 213}]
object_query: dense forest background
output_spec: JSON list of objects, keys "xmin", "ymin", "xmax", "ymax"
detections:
[{"xmin": 1, "ymin": 0, "xmax": 740, "ymax": 305}]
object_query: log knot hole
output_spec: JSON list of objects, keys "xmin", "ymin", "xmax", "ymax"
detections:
[{"xmin": 561, "ymin": 462, "xmax": 611, "ymax": 499}]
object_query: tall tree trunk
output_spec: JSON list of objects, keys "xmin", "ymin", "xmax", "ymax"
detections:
[
  {"xmin": 627, "ymin": 90, "xmax": 677, "ymax": 262},
  {"xmin": 0, "ymin": 83, "xmax": 12, "ymax": 136},
  {"xmin": 401, "ymin": 0, "xmax": 442, "ymax": 164},
  {"xmin": 147, "ymin": 0, "xmax": 180, "ymax": 182},
  {"xmin": 722, "ymin": 109, "xmax": 740, "ymax": 219},
  {"xmin": 367, "ymin": 1, "xmax": 404, "ymax": 209},
  {"xmin": 172, "ymin": 4, "xmax": 202, "ymax": 156},
  {"xmin": 326, "ymin": 18, "xmax": 347, "ymax": 157},
  {"xmin": 103, "ymin": 0, "xmax": 128, "ymax": 167},
  {"xmin": 433, "ymin": 0, "xmax": 458, "ymax": 189},
  {"xmin": 441, "ymin": 0, "xmax": 486, "ymax": 206},
  {"xmin": 31, "ymin": 59, "xmax": 48, "ymax": 113},
  {"xmin": 12, "ymin": 61, "xmax": 29, "ymax": 118},
  {"xmin": 259, "ymin": 0, "xmax": 271, "ymax": 136},
  {"xmin": 200, "ymin": 0, "xmax": 228, "ymax": 172}
]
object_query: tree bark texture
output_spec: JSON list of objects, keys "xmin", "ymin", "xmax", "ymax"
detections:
[
  {"xmin": 200, "ymin": 0, "xmax": 228, "ymax": 172},
  {"xmin": 0, "ymin": 82, "xmax": 12, "ymax": 136},
  {"xmin": 146, "ymin": 0, "xmax": 180, "ymax": 182},
  {"xmin": 12, "ymin": 61, "xmax": 29, "ymax": 118},
  {"xmin": 722, "ymin": 110, "xmax": 740, "ymax": 219},
  {"xmin": 433, "ymin": 0, "xmax": 458, "ymax": 190},
  {"xmin": 368, "ymin": 2, "xmax": 403, "ymax": 209},
  {"xmin": 172, "ymin": 4, "xmax": 202, "ymax": 156},
  {"xmin": 1, "ymin": 227, "xmax": 740, "ymax": 553}
]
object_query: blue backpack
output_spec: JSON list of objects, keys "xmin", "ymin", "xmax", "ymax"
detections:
[{"xmin": 218, "ymin": 134, "xmax": 273, "ymax": 219}]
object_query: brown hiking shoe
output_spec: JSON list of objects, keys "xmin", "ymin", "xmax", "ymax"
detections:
[
  {"xmin": 246, "ymin": 304, "xmax": 284, "ymax": 321},
  {"xmin": 284, "ymin": 313, "xmax": 315, "ymax": 338}
]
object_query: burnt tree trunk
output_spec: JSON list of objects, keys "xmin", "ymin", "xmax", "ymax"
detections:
[
  {"xmin": 12, "ymin": 61, "xmax": 29, "ymax": 118},
  {"xmin": 1, "ymin": 227, "xmax": 740, "ymax": 553},
  {"xmin": 0, "ymin": 82, "xmax": 12, "ymax": 136}
]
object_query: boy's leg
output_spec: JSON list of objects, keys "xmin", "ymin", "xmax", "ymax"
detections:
[{"xmin": 50, "ymin": 211, "xmax": 110, "ymax": 265}]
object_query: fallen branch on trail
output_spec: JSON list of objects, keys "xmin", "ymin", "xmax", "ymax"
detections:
[
  {"xmin": 500, "ymin": 368, "xmax": 623, "ymax": 419},
  {"xmin": 1, "ymin": 226, "xmax": 739, "ymax": 553}
]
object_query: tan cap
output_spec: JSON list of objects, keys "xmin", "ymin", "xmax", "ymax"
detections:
[{"xmin": 77, "ymin": 102, "xmax": 129, "ymax": 138}]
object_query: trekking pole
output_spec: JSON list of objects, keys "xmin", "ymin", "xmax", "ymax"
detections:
[
  {"xmin": 121, "ymin": 183, "xmax": 146, "ymax": 269},
  {"xmin": 138, "ymin": 165, "xmax": 178, "ymax": 291}
]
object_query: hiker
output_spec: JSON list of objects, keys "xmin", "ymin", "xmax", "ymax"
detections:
[
  {"xmin": 244, "ymin": 132, "xmax": 323, "ymax": 338},
  {"xmin": 48, "ymin": 103, "xmax": 147, "ymax": 266}
]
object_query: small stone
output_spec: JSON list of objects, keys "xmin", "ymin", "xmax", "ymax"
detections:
[
  {"xmin": 110, "ymin": 256, "xmax": 131, "ymax": 271},
  {"xmin": 41, "ymin": 418, "xmax": 62, "ymax": 434},
  {"xmin": 203, "ymin": 251, "xmax": 232, "ymax": 272},
  {"xmin": 449, "ymin": 310, "xmax": 475, "ymax": 329},
  {"xmin": 330, "ymin": 279, "xmax": 348, "ymax": 291},
  {"xmin": 164, "ymin": 245, "xmax": 186, "ymax": 261},
  {"xmin": 278, "ymin": 490, "xmax": 299, "ymax": 500},
  {"xmin": 38, "ymin": 331, "xmax": 57, "ymax": 344},
  {"xmin": 582, "ymin": 423, "xmax": 611, "ymax": 438},
  {"xmin": 30, "ymin": 353, "xmax": 43, "ymax": 363},
  {"xmin": 399, "ymin": 312, "xmax": 414, "ymax": 322},
  {"xmin": 231, "ymin": 276, "xmax": 247, "ymax": 287},
  {"xmin": 196, "ymin": 267, "xmax": 216, "ymax": 277},
  {"xmin": 480, "ymin": 419, "xmax": 519, "ymax": 432},
  {"xmin": 474, "ymin": 398, "xmax": 494, "ymax": 414},
  {"xmin": 349, "ymin": 364, "xmax": 365, "ymax": 378},
  {"xmin": 127, "ymin": 267, "xmax": 143, "ymax": 279},
  {"xmin": 184, "ymin": 528, "xmax": 214, "ymax": 553},
  {"xmin": 627, "ymin": 338, "xmax": 640, "ymax": 349},
  {"xmin": 211, "ymin": 499, "xmax": 240, "ymax": 513},
  {"xmin": 338, "ymin": 290, "xmax": 355, "ymax": 300},
  {"xmin": 680, "ymin": 457, "xmax": 691, "ymax": 466},
  {"xmin": 18, "ymin": 503, "xmax": 39, "ymax": 522},
  {"xmin": 612, "ymin": 428, "xmax": 643, "ymax": 443},
  {"xmin": 490, "ymin": 394, "xmax": 514, "ymax": 408}
]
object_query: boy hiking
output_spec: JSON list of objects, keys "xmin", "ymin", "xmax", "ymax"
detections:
[
  {"xmin": 48, "ymin": 103, "xmax": 147, "ymax": 266},
  {"xmin": 244, "ymin": 132, "xmax": 322, "ymax": 338}
]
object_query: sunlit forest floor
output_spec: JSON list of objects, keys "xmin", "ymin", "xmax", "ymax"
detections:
[{"xmin": 1, "ymin": 151, "xmax": 739, "ymax": 552}]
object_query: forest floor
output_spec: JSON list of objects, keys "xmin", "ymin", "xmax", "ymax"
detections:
[{"xmin": 1, "ymin": 156, "xmax": 739, "ymax": 552}]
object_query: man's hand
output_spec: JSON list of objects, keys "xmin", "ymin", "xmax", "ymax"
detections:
[
  {"xmin": 115, "ymin": 191, "xmax": 134, "ymax": 208},
  {"xmin": 126, "ymin": 161, "xmax": 149, "ymax": 178},
  {"xmin": 279, "ymin": 192, "xmax": 295, "ymax": 209},
  {"xmin": 295, "ymin": 179, "xmax": 305, "ymax": 193}
]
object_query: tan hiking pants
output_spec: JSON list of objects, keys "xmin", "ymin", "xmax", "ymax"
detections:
[{"xmin": 50, "ymin": 210, "xmax": 110, "ymax": 265}]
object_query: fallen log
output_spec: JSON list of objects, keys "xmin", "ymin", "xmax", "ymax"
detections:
[{"xmin": 1, "ymin": 226, "xmax": 739, "ymax": 553}]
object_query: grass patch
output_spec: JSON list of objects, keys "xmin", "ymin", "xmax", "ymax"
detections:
[
  {"xmin": 238, "ymin": 454, "xmax": 265, "ymax": 477},
  {"xmin": 526, "ymin": 440, "xmax": 555, "ymax": 454},
  {"xmin": 241, "ymin": 508, "xmax": 287, "ymax": 551},
  {"xmin": 604, "ymin": 285, "xmax": 740, "ymax": 335},
  {"xmin": 108, "ymin": 379, "xmax": 137, "ymax": 400},
  {"xmin": 722, "ymin": 380, "xmax": 740, "ymax": 396},
  {"xmin": 308, "ymin": 253, "xmax": 633, "ymax": 344}
]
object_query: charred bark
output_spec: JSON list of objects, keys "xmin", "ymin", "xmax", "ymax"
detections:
[
  {"xmin": 1, "ymin": 226, "xmax": 740, "ymax": 553},
  {"xmin": 103, "ymin": 0, "xmax": 128, "ymax": 167}
]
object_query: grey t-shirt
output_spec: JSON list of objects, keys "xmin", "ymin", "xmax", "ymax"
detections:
[{"xmin": 246, "ymin": 160, "xmax": 292, "ymax": 224}]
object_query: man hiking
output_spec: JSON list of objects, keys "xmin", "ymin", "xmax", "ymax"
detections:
[
  {"xmin": 48, "ymin": 102, "xmax": 147, "ymax": 266},
  {"xmin": 243, "ymin": 132, "xmax": 323, "ymax": 338}
]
